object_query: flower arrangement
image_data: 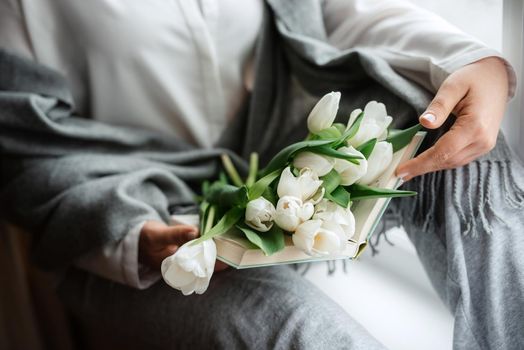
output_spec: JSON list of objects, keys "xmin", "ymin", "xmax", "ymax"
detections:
[{"xmin": 162, "ymin": 92, "xmax": 421, "ymax": 295}]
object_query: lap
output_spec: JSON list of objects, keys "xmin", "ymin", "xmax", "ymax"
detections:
[{"xmin": 58, "ymin": 266, "xmax": 385, "ymax": 350}]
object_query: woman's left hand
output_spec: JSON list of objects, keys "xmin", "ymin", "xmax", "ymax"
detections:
[{"xmin": 396, "ymin": 57, "xmax": 509, "ymax": 181}]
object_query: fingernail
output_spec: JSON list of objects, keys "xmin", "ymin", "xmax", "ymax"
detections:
[{"xmin": 421, "ymin": 113, "xmax": 436, "ymax": 123}]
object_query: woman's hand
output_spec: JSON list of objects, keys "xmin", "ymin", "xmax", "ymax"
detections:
[
  {"xmin": 396, "ymin": 57, "xmax": 509, "ymax": 181},
  {"xmin": 138, "ymin": 221, "xmax": 229, "ymax": 271}
]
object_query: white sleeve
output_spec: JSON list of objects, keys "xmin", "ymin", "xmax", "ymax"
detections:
[
  {"xmin": 322, "ymin": 0, "xmax": 516, "ymax": 97},
  {"xmin": 0, "ymin": 0, "xmax": 35, "ymax": 59},
  {"xmin": 74, "ymin": 221, "xmax": 161, "ymax": 289}
]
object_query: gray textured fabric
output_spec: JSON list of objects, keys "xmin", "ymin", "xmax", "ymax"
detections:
[
  {"xmin": 1, "ymin": 1, "xmax": 523, "ymax": 349},
  {"xmin": 59, "ymin": 266, "xmax": 386, "ymax": 350},
  {"xmin": 395, "ymin": 135, "xmax": 524, "ymax": 350}
]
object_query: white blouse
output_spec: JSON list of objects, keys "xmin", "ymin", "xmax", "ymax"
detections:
[{"xmin": 0, "ymin": 0, "xmax": 515, "ymax": 288}]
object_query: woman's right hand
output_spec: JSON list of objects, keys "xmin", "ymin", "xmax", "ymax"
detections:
[{"xmin": 138, "ymin": 220, "xmax": 229, "ymax": 271}]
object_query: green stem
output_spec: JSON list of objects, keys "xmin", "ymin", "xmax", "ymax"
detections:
[
  {"xmin": 246, "ymin": 152, "xmax": 259, "ymax": 187},
  {"xmin": 204, "ymin": 205, "xmax": 216, "ymax": 235},
  {"xmin": 221, "ymin": 154, "xmax": 244, "ymax": 187}
]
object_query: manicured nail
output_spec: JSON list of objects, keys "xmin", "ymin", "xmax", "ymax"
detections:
[{"xmin": 421, "ymin": 113, "xmax": 436, "ymax": 123}]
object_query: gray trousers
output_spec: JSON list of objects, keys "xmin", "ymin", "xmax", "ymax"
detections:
[{"xmin": 58, "ymin": 135, "xmax": 524, "ymax": 350}]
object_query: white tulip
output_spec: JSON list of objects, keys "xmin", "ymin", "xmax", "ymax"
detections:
[
  {"xmin": 161, "ymin": 239, "xmax": 216, "ymax": 296},
  {"xmin": 293, "ymin": 151, "xmax": 334, "ymax": 177},
  {"xmin": 333, "ymin": 146, "xmax": 368, "ymax": 186},
  {"xmin": 277, "ymin": 167, "xmax": 323, "ymax": 202},
  {"xmin": 357, "ymin": 141, "xmax": 393, "ymax": 185},
  {"xmin": 346, "ymin": 101, "xmax": 393, "ymax": 147},
  {"xmin": 274, "ymin": 196, "xmax": 314, "ymax": 232},
  {"xmin": 307, "ymin": 91, "xmax": 341, "ymax": 134},
  {"xmin": 292, "ymin": 219, "xmax": 343, "ymax": 256},
  {"xmin": 245, "ymin": 197, "xmax": 276, "ymax": 232},
  {"xmin": 346, "ymin": 108, "xmax": 362, "ymax": 131},
  {"xmin": 313, "ymin": 199, "xmax": 356, "ymax": 238}
]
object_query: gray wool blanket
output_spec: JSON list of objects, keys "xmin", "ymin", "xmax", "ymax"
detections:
[{"xmin": 0, "ymin": 0, "xmax": 450, "ymax": 269}]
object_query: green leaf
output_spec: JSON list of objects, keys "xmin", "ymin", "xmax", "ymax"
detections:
[
  {"xmin": 261, "ymin": 187, "xmax": 277, "ymax": 205},
  {"xmin": 248, "ymin": 169, "xmax": 281, "ymax": 200},
  {"xmin": 386, "ymin": 124, "xmax": 421, "ymax": 152},
  {"xmin": 259, "ymin": 139, "xmax": 335, "ymax": 176},
  {"xmin": 332, "ymin": 123, "xmax": 346, "ymax": 134},
  {"xmin": 246, "ymin": 152, "xmax": 259, "ymax": 187},
  {"xmin": 206, "ymin": 183, "xmax": 249, "ymax": 208},
  {"xmin": 221, "ymin": 154, "xmax": 244, "ymax": 187},
  {"xmin": 321, "ymin": 169, "xmax": 341, "ymax": 195},
  {"xmin": 335, "ymin": 112, "xmax": 364, "ymax": 147},
  {"xmin": 305, "ymin": 145, "xmax": 362, "ymax": 164},
  {"xmin": 325, "ymin": 186, "xmax": 351, "ymax": 208},
  {"xmin": 192, "ymin": 207, "xmax": 243, "ymax": 244},
  {"xmin": 356, "ymin": 138, "xmax": 377, "ymax": 159},
  {"xmin": 237, "ymin": 224, "xmax": 285, "ymax": 256},
  {"xmin": 218, "ymin": 171, "xmax": 228, "ymax": 185},
  {"xmin": 199, "ymin": 201, "xmax": 210, "ymax": 233},
  {"xmin": 314, "ymin": 126, "xmax": 342, "ymax": 139},
  {"xmin": 347, "ymin": 183, "xmax": 417, "ymax": 201}
]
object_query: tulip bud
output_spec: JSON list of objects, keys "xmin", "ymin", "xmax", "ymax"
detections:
[
  {"xmin": 277, "ymin": 167, "xmax": 323, "ymax": 202},
  {"xmin": 346, "ymin": 101, "xmax": 393, "ymax": 147},
  {"xmin": 333, "ymin": 146, "xmax": 368, "ymax": 186},
  {"xmin": 274, "ymin": 196, "xmax": 314, "ymax": 232},
  {"xmin": 307, "ymin": 91, "xmax": 341, "ymax": 134},
  {"xmin": 313, "ymin": 199, "xmax": 356, "ymax": 238},
  {"xmin": 245, "ymin": 197, "xmax": 276, "ymax": 232},
  {"xmin": 161, "ymin": 239, "xmax": 216, "ymax": 295},
  {"xmin": 357, "ymin": 141, "xmax": 393, "ymax": 185},
  {"xmin": 292, "ymin": 219, "xmax": 343, "ymax": 256},
  {"xmin": 293, "ymin": 151, "xmax": 334, "ymax": 177}
]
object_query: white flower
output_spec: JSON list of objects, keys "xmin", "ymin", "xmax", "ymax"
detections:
[
  {"xmin": 245, "ymin": 197, "xmax": 276, "ymax": 232},
  {"xmin": 333, "ymin": 146, "xmax": 368, "ymax": 186},
  {"xmin": 292, "ymin": 219, "xmax": 343, "ymax": 256},
  {"xmin": 307, "ymin": 91, "xmax": 341, "ymax": 134},
  {"xmin": 293, "ymin": 151, "xmax": 334, "ymax": 177},
  {"xmin": 161, "ymin": 239, "xmax": 216, "ymax": 296},
  {"xmin": 346, "ymin": 101, "xmax": 393, "ymax": 147},
  {"xmin": 274, "ymin": 196, "xmax": 314, "ymax": 232},
  {"xmin": 277, "ymin": 167, "xmax": 323, "ymax": 202},
  {"xmin": 313, "ymin": 199, "xmax": 356, "ymax": 238},
  {"xmin": 346, "ymin": 108, "xmax": 362, "ymax": 131},
  {"xmin": 357, "ymin": 141, "xmax": 393, "ymax": 185}
]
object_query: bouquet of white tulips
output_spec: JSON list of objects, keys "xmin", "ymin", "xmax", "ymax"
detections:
[{"xmin": 162, "ymin": 92, "xmax": 421, "ymax": 295}]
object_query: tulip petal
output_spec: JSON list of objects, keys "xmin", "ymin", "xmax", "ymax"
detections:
[
  {"xmin": 277, "ymin": 167, "xmax": 302, "ymax": 198},
  {"xmin": 357, "ymin": 141, "xmax": 393, "ymax": 185},
  {"xmin": 307, "ymin": 91, "xmax": 340, "ymax": 133},
  {"xmin": 293, "ymin": 152, "xmax": 334, "ymax": 176},
  {"xmin": 312, "ymin": 229, "xmax": 342, "ymax": 255}
]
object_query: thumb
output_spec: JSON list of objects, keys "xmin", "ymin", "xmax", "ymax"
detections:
[
  {"xmin": 419, "ymin": 79, "xmax": 468, "ymax": 129},
  {"xmin": 156, "ymin": 224, "xmax": 199, "ymax": 246}
]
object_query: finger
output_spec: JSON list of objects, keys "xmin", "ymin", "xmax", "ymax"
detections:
[
  {"xmin": 156, "ymin": 225, "xmax": 199, "ymax": 246},
  {"xmin": 149, "ymin": 246, "xmax": 179, "ymax": 269},
  {"xmin": 419, "ymin": 78, "xmax": 468, "ymax": 129},
  {"xmin": 396, "ymin": 128, "xmax": 474, "ymax": 181},
  {"xmin": 214, "ymin": 260, "xmax": 229, "ymax": 272}
]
